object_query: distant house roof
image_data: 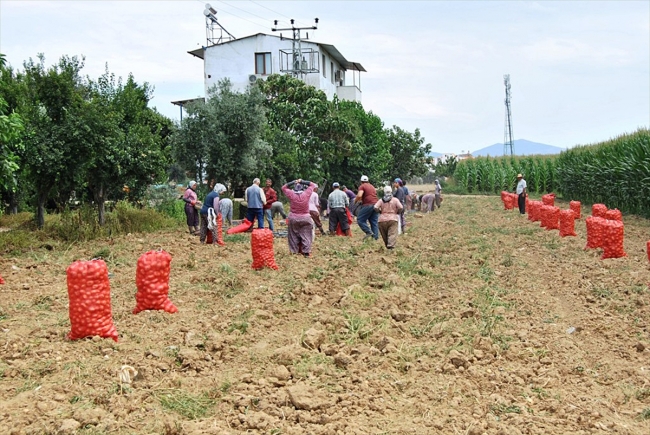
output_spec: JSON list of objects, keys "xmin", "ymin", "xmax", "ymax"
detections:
[
  {"xmin": 188, "ymin": 33, "xmax": 366, "ymax": 72},
  {"xmin": 171, "ymin": 97, "xmax": 205, "ymax": 107}
]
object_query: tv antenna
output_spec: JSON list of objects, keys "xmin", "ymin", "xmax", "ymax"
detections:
[
  {"xmin": 204, "ymin": 3, "xmax": 235, "ymax": 46},
  {"xmin": 503, "ymin": 74, "xmax": 514, "ymax": 156},
  {"xmin": 272, "ymin": 18, "xmax": 319, "ymax": 78}
]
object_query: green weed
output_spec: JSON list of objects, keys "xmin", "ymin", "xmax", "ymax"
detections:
[{"xmin": 158, "ymin": 390, "xmax": 215, "ymax": 419}]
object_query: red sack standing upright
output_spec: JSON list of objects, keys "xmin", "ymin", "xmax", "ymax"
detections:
[
  {"xmin": 585, "ymin": 216, "xmax": 606, "ymax": 250},
  {"xmin": 542, "ymin": 193, "xmax": 555, "ymax": 206},
  {"xmin": 251, "ymin": 229, "xmax": 278, "ymax": 270},
  {"xmin": 559, "ymin": 209, "xmax": 577, "ymax": 237},
  {"xmin": 569, "ymin": 201, "xmax": 581, "ymax": 219},
  {"xmin": 601, "ymin": 220, "xmax": 626, "ymax": 259},
  {"xmin": 646, "ymin": 240, "xmax": 650, "ymax": 263},
  {"xmin": 605, "ymin": 209, "xmax": 622, "ymax": 222},
  {"xmin": 0, "ymin": 275, "xmax": 4, "ymax": 284},
  {"xmin": 133, "ymin": 250, "xmax": 178, "ymax": 314},
  {"xmin": 592, "ymin": 203, "xmax": 607, "ymax": 218},
  {"xmin": 67, "ymin": 259, "xmax": 118, "ymax": 342}
]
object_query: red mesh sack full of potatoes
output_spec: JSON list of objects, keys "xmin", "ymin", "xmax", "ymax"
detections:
[
  {"xmin": 500, "ymin": 191, "xmax": 509, "ymax": 210},
  {"xmin": 542, "ymin": 193, "xmax": 555, "ymax": 206},
  {"xmin": 66, "ymin": 259, "xmax": 118, "ymax": 342},
  {"xmin": 605, "ymin": 208, "xmax": 622, "ymax": 222},
  {"xmin": 592, "ymin": 203, "xmax": 607, "ymax": 218},
  {"xmin": 569, "ymin": 201, "xmax": 581, "ymax": 219},
  {"xmin": 559, "ymin": 209, "xmax": 577, "ymax": 237},
  {"xmin": 133, "ymin": 250, "xmax": 178, "ymax": 314},
  {"xmin": 585, "ymin": 216, "xmax": 606, "ymax": 250},
  {"xmin": 601, "ymin": 220, "xmax": 626, "ymax": 259},
  {"xmin": 647, "ymin": 240, "xmax": 650, "ymax": 263},
  {"xmin": 546, "ymin": 206, "xmax": 560, "ymax": 230},
  {"xmin": 251, "ymin": 229, "xmax": 278, "ymax": 270}
]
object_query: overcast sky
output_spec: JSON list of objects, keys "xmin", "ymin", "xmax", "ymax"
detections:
[{"xmin": 1, "ymin": 0, "xmax": 648, "ymax": 154}]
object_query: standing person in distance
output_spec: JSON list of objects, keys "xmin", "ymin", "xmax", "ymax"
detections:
[
  {"xmin": 393, "ymin": 178, "xmax": 407, "ymax": 233},
  {"xmin": 245, "ymin": 178, "xmax": 267, "ymax": 229},
  {"xmin": 355, "ymin": 175, "xmax": 379, "ymax": 241},
  {"xmin": 282, "ymin": 179, "xmax": 318, "ymax": 257},
  {"xmin": 374, "ymin": 186, "xmax": 404, "ymax": 249},
  {"xmin": 328, "ymin": 182, "xmax": 351, "ymax": 236},
  {"xmin": 182, "ymin": 180, "xmax": 199, "ymax": 235},
  {"xmin": 434, "ymin": 178, "xmax": 443, "ymax": 209},
  {"xmin": 308, "ymin": 184, "xmax": 326, "ymax": 235},
  {"xmin": 199, "ymin": 183, "xmax": 226, "ymax": 245},
  {"xmin": 342, "ymin": 185, "xmax": 358, "ymax": 217},
  {"xmin": 263, "ymin": 179, "xmax": 278, "ymax": 232},
  {"xmin": 516, "ymin": 173, "xmax": 527, "ymax": 214}
]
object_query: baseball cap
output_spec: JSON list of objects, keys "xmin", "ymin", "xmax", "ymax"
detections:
[
  {"xmin": 360, "ymin": 175, "xmax": 369, "ymax": 182},
  {"xmin": 332, "ymin": 182, "xmax": 340, "ymax": 187}
]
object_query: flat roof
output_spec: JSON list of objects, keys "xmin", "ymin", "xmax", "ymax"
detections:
[{"xmin": 171, "ymin": 97, "xmax": 205, "ymax": 107}]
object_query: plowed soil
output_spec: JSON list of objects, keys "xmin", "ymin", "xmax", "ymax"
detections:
[{"xmin": 1, "ymin": 194, "xmax": 650, "ymax": 435}]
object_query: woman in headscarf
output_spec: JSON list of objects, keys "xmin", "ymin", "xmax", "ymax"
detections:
[
  {"xmin": 182, "ymin": 180, "xmax": 199, "ymax": 235},
  {"xmin": 199, "ymin": 183, "xmax": 227, "ymax": 245},
  {"xmin": 281, "ymin": 178, "xmax": 317, "ymax": 257},
  {"xmin": 374, "ymin": 185, "xmax": 404, "ymax": 250}
]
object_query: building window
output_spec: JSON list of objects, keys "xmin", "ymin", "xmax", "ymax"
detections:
[
  {"xmin": 322, "ymin": 54, "xmax": 326, "ymax": 77},
  {"xmin": 330, "ymin": 62, "xmax": 334, "ymax": 84},
  {"xmin": 255, "ymin": 52, "xmax": 272, "ymax": 75}
]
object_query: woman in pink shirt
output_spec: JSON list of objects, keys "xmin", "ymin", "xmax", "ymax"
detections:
[
  {"xmin": 373, "ymin": 186, "xmax": 404, "ymax": 249},
  {"xmin": 282, "ymin": 179, "xmax": 317, "ymax": 257}
]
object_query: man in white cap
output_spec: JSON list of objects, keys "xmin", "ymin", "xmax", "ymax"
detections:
[
  {"xmin": 355, "ymin": 175, "xmax": 379, "ymax": 241},
  {"xmin": 516, "ymin": 173, "xmax": 527, "ymax": 214}
]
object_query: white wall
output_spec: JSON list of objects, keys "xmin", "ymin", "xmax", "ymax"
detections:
[{"xmin": 202, "ymin": 35, "xmax": 358, "ymax": 102}]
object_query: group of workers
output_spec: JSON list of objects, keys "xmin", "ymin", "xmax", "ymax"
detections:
[{"xmin": 181, "ymin": 175, "xmax": 443, "ymax": 256}]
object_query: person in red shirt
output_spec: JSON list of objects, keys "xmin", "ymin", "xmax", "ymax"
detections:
[
  {"xmin": 355, "ymin": 175, "xmax": 379, "ymax": 241},
  {"xmin": 263, "ymin": 179, "xmax": 278, "ymax": 231}
]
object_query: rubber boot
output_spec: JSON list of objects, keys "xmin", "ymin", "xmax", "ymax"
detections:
[{"xmin": 216, "ymin": 214, "xmax": 225, "ymax": 246}]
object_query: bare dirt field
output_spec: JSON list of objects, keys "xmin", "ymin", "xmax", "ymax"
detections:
[{"xmin": 1, "ymin": 194, "xmax": 650, "ymax": 435}]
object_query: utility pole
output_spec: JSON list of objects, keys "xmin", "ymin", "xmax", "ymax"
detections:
[
  {"xmin": 272, "ymin": 18, "xmax": 319, "ymax": 79},
  {"xmin": 503, "ymin": 74, "xmax": 514, "ymax": 156}
]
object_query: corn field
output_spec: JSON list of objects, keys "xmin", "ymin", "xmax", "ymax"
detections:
[
  {"xmin": 451, "ymin": 128, "xmax": 650, "ymax": 218},
  {"xmin": 453, "ymin": 155, "xmax": 558, "ymax": 194},
  {"xmin": 555, "ymin": 128, "xmax": 650, "ymax": 217}
]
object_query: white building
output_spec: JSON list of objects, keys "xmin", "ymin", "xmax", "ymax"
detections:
[{"xmin": 183, "ymin": 33, "xmax": 365, "ymax": 103}]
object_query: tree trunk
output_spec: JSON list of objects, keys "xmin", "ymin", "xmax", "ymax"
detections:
[
  {"xmin": 95, "ymin": 183, "xmax": 106, "ymax": 226},
  {"xmin": 37, "ymin": 192, "xmax": 47, "ymax": 229},
  {"xmin": 7, "ymin": 191, "xmax": 18, "ymax": 215}
]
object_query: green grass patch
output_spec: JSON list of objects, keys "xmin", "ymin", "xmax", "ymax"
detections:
[{"xmin": 158, "ymin": 389, "xmax": 215, "ymax": 419}]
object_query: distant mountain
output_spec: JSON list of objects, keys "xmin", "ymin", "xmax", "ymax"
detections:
[
  {"xmin": 428, "ymin": 151, "xmax": 443, "ymax": 158},
  {"xmin": 472, "ymin": 139, "xmax": 564, "ymax": 157}
]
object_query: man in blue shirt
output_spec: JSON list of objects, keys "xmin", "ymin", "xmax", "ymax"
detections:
[{"xmin": 245, "ymin": 178, "xmax": 267, "ymax": 229}]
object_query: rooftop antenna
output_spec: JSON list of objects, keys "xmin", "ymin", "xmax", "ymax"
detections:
[
  {"xmin": 503, "ymin": 74, "xmax": 514, "ymax": 156},
  {"xmin": 204, "ymin": 3, "xmax": 235, "ymax": 46},
  {"xmin": 272, "ymin": 18, "xmax": 319, "ymax": 79}
]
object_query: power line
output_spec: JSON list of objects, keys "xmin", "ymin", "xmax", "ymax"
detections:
[{"xmin": 248, "ymin": 0, "xmax": 310, "ymax": 27}]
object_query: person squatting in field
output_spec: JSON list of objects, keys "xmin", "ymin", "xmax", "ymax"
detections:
[
  {"xmin": 199, "ymin": 183, "xmax": 226, "ymax": 245},
  {"xmin": 263, "ymin": 179, "xmax": 278, "ymax": 231},
  {"xmin": 374, "ymin": 185, "xmax": 404, "ymax": 249},
  {"xmin": 282, "ymin": 179, "xmax": 317, "ymax": 257},
  {"xmin": 245, "ymin": 178, "xmax": 267, "ymax": 229},
  {"xmin": 342, "ymin": 185, "xmax": 358, "ymax": 216},
  {"xmin": 355, "ymin": 175, "xmax": 379, "ymax": 241},
  {"xmin": 182, "ymin": 180, "xmax": 199, "ymax": 235},
  {"xmin": 308, "ymin": 184, "xmax": 326, "ymax": 235},
  {"xmin": 420, "ymin": 192, "xmax": 435, "ymax": 213},
  {"xmin": 271, "ymin": 201, "xmax": 287, "ymax": 219},
  {"xmin": 328, "ymin": 182, "xmax": 351, "ymax": 236},
  {"xmin": 219, "ymin": 197, "xmax": 233, "ymax": 227}
]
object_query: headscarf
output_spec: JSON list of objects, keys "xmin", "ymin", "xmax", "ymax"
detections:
[
  {"xmin": 188, "ymin": 180, "xmax": 197, "ymax": 188},
  {"xmin": 382, "ymin": 185, "xmax": 393, "ymax": 202},
  {"xmin": 293, "ymin": 182, "xmax": 304, "ymax": 192},
  {"xmin": 213, "ymin": 183, "xmax": 226, "ymax": 194}
]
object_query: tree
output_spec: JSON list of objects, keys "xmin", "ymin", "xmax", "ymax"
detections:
[
  {"xmin": 0, "ymin": 54, "xmax": 24, "ymax": 195},
  {"xmin": 434, "ymin": 154, "xmax": 458, "ymax": 177},
  {"xmin": 386, "ymin": 126, "xmax": 433, "ymax": 180}
]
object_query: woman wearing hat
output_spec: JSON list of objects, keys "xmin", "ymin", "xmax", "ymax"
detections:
[
  {"xmin": 182, "ymin": 180, "xmax": 200, "ymax": 235},
  {"xmin": 282, "ymin": 178, "xmax": 317, "ymax": 257}
]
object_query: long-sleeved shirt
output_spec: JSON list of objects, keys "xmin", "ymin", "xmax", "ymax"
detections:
[
  {"xmin": 308, "ymin": 191, "xmax": 321, "ymax": 213},
  {"xmin": 245, "ymin": 184, "xmax": 266, "ymax": 209},
  {"xmin": 328, "ymin": 189, "xmax": 349, "ymax": 209},
  {"xmin": 374, "ymin": 197, "xmax": 403, "ymax": 222},
  {"xmin": 182, "ymin": 188, "xmax": 197, "ymax": 204},
  {"xmin": 282, "ymin": 182, "xmax": 316, "ymax": 216},
  {"xmin": 263, "ymin": 187, "xmax": 277, "ymax": 210}
]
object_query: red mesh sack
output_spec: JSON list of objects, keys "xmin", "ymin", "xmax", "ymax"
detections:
[
  {"xmin": 585, "ymin": 216, "xmax": 606, "ymax": 249},
  {"xmin": 509, "ymin": 193, "xmax": 518, "ymax": 210},
  {"xmin": 133, "ymin": 250, "xmax": 178, "ymax": 314},
  {"xmin": 542, "ymin": 193, "xmax": 555, "ymax": 206},
  {"xmin": 647, "ymin": 240, "xmax": 650, "ymax": 263},
  {"xmin": 227, "ymin": 218, "xmax": 254, "ymax": 234},
  {"xmin": 605, "ymin": 209, "xmax": 622, "ymax": 222},
  {"xmin": 569, "ymin": 201, "xmax": 581, "ymax": 219},
  {"xmin": 559, "ymin": 209, "xmax": 577, "ymax": 237},
  {"xmin": 540, "ymin": 205, "xmax": 553, "ymax": 228},
  {"xmin": 601, "ymin": 220, "xmax": 626, "ymax": 259},
  {"xmin": 529, "ymin": 201, "xmax": 541, "ymax": 222},
  {"xmin": 546, "ymin": 206, "xmax": 560, "ymax": 230},
  {"xmin": 336, "ymin": 208, "xmax": 354, "ymax": 236},
  {"xmin": 592, "ymin": 203, "xmax": 607, "ymax": 218},
  {"xmin": 251, "ymin": 229, "xmax": 278, "ymax": 270},
  {"xmin": 500, "ymin": 191, "xmax": 509, "ymax": 210},
  {"xmin": 206, "ymin": 215, "xmax": 226, "ymax": 245},
  {"xmin": 67, "ymin": 259, "xmax": 118, "ymax": 342},
  {"xmin": 527, "ymin": 200, "xmax": 536, "ymax": 221},
  {"xmin": 0, "ymin": 275, "xmax": 4, "ymax": 284}
]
